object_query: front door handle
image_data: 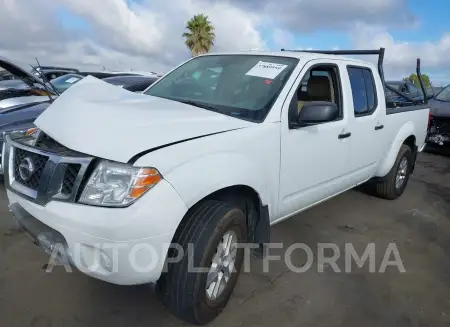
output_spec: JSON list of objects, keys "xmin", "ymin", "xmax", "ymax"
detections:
[
  {"xmin": 375, "ymin": 124, "xmax": 384, "ymax": 131},
  {"xmin": 338, "ymin": 132, "xmax": 351, "ymax": 139}
]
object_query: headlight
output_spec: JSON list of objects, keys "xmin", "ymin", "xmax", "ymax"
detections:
[
  {"xmin": 3, "ymin": 127, "xmax": 39, "ymax": 144},
  {"xmin": 79, "ymin": 160, "xmax": 162, "ymax": 207},
  {"xmin": 4, "ymin": 126, "xmax": 38, "ymax": 138}
]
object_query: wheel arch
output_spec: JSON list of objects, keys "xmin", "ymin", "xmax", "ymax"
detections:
[
  {"xmin": 167, "ymin": 184, "xmax": 270, "ymax": 263},
  {"xmin": 376, "ymin": 122, "xmax": 417, "ymax": 177}
]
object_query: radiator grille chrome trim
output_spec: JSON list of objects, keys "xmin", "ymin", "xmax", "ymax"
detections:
[{"xmin": 4, "ymin": 135, "xmax": 94, "ymax": 206}]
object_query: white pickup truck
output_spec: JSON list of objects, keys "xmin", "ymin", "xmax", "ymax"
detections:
[{"xmin": 4, "ymin": 48, "xmax": 429, "ymax": 325}]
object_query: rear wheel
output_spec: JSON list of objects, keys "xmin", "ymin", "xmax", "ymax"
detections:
[
  {"xmin": 374, "ymin": 144, "xmax": 413, "ymax": 200},
  {"xmin": 159, "ymin": 200, "xmax": 246, "ymax": 325}
]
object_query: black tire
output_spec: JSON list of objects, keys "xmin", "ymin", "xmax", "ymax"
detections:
[
  {"xmin": 159, "ymin": 200, "xmax": 246, "ymax": 325},
  {"xmin": 374, "ymin": 144, "xmax": 413, "ymax": 200}
]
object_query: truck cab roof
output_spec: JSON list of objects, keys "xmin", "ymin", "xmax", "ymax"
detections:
[{"xmin": 199, "ymin": 50, "xmax": 372, "ymax": 66}]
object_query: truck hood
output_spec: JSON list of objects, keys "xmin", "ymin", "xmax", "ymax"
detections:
[{"xmin": 35, "ymin": 76, "xmax": 254, "ymax": 163}]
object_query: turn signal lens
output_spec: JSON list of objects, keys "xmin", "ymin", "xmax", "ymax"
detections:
[
  {"xmin": 25, "ymin": 127, "xmax": 38, "ymax": 136},
  {"xmin": 134, "ymin": 168, "xmax": 161, "ymax": 187},
  {"xmin": 129, "ymin": 168, "xmax": 162, "ymax": 198}
]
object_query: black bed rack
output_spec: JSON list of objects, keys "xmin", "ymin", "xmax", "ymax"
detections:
[{"xmin": 280, "ymin": 47, "xmax": 428, "ymax": 105}]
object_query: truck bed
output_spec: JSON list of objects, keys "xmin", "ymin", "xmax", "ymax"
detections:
[{"xmin": 386, "ymin": 104, "xmax": 429, "ymax": 115}]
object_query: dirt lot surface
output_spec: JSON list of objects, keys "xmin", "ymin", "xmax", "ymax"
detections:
[{"xmin": 0, "ymin": 152, "xmax": 449, "ymax": 327}]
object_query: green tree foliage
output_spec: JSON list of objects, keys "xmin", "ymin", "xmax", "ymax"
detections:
[
  {"xmin": 403, "ymin": 73, "xmax": 431, "ymax": 88},
  {"xmin": 182, "ymin": 14, "xmax": 216, "ymax": 57}
]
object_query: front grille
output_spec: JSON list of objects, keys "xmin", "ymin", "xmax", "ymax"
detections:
[
  {"xmin": 5, "ymin": 132, "xmax": 94, "ymax": 205},
  {"xmin": 13, "ymin": 148, "xmax": 49, "ymax": 190},
  {"xmin": 35, "ymin": 133, "xmax": 65, "ymax": 151},
  {"xmin": 61, "ymin": 164, "xmax": 81, "ymax": 195}
]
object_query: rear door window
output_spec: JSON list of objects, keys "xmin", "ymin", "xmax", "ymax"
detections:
[
  {"xmin": 347, "ymin": 67, "xmax": 378, "ymax": 116},
  {"xmin": 407, "ymin": 83, "xmax": 419, "ymax": 97}
]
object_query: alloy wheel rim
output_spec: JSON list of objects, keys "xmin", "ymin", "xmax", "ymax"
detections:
[
  {"xmin": 205, "ymin": 230, "xmax": 237, "ymax": 301},
  {"xmin": 395, "ymin": 157, "xmax": 408, "ymax": 189}
]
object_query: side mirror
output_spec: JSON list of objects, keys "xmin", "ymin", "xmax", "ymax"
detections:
[{"xmin": 296, "ymin": 101, "xmax": 339, "ymax": 126}]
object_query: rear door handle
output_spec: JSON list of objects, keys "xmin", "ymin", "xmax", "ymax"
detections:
[
  {"xmin": 375, "ymin": 124, "xmax": 384, "ymax": 131},
  {"xmin": 338, "ymin": 132, "xmax": 351, "ymax": 139}
]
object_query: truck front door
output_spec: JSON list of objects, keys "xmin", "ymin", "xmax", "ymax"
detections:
[{"xmin": 277, "ymin": 60, "xmax": 352, "ymax": 220}]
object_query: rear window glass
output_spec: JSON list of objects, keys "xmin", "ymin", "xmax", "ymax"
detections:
[{"xmin": 347, "ymin": 67, "xmax": 377, "ymax": 116}]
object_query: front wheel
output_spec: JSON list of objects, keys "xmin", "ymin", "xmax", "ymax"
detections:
[
  {"xmin": 159, "ymin": 200, "xmax": 246, "ymax": 325},
  {"xmin": 374, "ymin": 144, "xmax": 413, "ymax": 200}
]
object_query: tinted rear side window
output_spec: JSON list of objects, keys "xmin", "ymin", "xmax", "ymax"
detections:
[
  {"xmin": 347, "ymin": 67, "xmax": 377, "ymax": 116},
  {"xmin": 348, "ymin": 68, "xmax": 367, "ymax": 114},
  {"xmin": 362, "ymin": 70, "xmax": 375, "ymax": 110},
  {"xmin": 407, "ymin": 83, "xmax": 419, "ymax": 97}
]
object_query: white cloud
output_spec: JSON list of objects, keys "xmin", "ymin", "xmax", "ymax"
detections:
[
  {"xmin": 227, "ymin": 0, "xmax": 417, "ymax": 31},
  {"xmin": 350, "ymin": 23, "xmax": 450, "ymax": 83},
  {"xmin": 272, "ymin": 29, "xmax": 294, "ymax": 48},
  {"xmin": 0, "ymin": 0, "xmax": 265, "ymax": 73},
  {"xmin": 0, "ymin": 0, "xmax": 449, "ymax": 84}
]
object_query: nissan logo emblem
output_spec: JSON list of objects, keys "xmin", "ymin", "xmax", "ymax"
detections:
[{"xmin": 19, "ymin": 157, "xmax": 35, "ymax": 182}]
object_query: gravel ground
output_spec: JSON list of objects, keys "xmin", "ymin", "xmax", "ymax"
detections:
[{"xmin": 0, "ymin": 152, "xmax": 449, "ymax": 327}]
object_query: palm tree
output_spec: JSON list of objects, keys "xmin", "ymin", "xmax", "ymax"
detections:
[{"xmin": 182, "ymin": 14, "xmax": 216, "ymax": 57}]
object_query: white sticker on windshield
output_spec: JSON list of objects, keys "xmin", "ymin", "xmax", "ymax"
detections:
[
  {"xmin": 245, "ymin": 61, "xmax": 288, "ymax": 79},
  {"xmin": 65, "ymin": 77, "xmax": 80, "ymax": 84}
]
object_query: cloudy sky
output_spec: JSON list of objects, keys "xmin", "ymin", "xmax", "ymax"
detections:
[{"xmin": 1, "ymin": 0, "xmax": 450, "ymax": 85}]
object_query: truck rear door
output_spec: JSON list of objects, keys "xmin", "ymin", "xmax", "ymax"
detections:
[{"xmin": 345, "ymin": 65, "xmax": 389, "ymax": 181}]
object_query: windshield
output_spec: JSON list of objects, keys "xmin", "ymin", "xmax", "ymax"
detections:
[
  {"xmin": 46, "ymin": 74, "xmax": 84, "ymax": 93},
  {"xmin": 145, "ymin": 55, "xmax": 298, "ymax": 122},
  {"xmin": 435, "ymin": 84, "xmax": 450, "ymax": 102}
]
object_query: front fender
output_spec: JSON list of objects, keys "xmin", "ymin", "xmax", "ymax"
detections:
[
  {"xmin": 162, "ymin": 152, "xmax": 272, "ymax": 212},
  {"xmin": 376, "ymin": 121, "xmax": 415, "ymax": 177},
  {"xmin": 133, "ymin": 124, "xmax": 280, "ymax": 219}
]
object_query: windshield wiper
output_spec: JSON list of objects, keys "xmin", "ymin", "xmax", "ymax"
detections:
[{"xmin": 29, "ymin": 58, "xmax": 60, "ymax": 99}]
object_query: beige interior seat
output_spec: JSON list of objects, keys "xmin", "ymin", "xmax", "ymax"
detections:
[{"xmin": 297, "ymin": 75, "xmax": 333, "ymax": 113}]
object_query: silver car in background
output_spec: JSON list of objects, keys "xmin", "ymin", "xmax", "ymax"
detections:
[{"xmin": 0, "ymin": 57, "xmax": 56, "ymax": 110}]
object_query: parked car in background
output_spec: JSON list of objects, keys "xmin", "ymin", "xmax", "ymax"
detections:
[
  {"xmin": 0, "ymin": 70, "xmax": 16, "ymax": 81},
  {"xmin": 386, "ymin": 80, "xmax": 425, "ymax": 107},
  {"xmin": 43, "ymin": 73, "xmax": 157, "ymax": 94},
  {"xmin": 0, "ymin": 57, "xmax": 56, "ymax": 110},
  {"xmin": 0, "ymin": 56, "xmax": 154, "ymax": 111},
  {"xmin": 102, "ymin": 75, "xmax": 159, "ymax": 92},
  {"xmin": 0, "ymin": 79, "xmax": 29, "ymax": 91},
  {"xmin": 0, "ymin": 101, "xmax": 51, "ymax": 175},
  {"xmin": 3, "ymin": 48, "xmax": 429, "ymax": 324},
  {"xmin": 426, "ymin": 84, "xmax": 450, "ymax": 149},
  {"xmin": 111, "ymin": 71, "xmax": 163, "ymax": 77},
  {"xmin": 427, "ymin": 86, "xmax": 444, "ymax": 98},
  {"xmin": 44, "ymin": 73, "xmax": 85, "ymax": 94},
  {"xmin": 0, "ymin": 73, "xmax": 158, "ymax": 175},
  {"xmin": 31, "ymin": 66, "xmax": 80, "ymax": 81},
  {"xmin": 79, "ymin": 71, "xmax": 143, "ymax": 79}
]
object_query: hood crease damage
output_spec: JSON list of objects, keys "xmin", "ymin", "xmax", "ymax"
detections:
[{"xmin": 35, "ymin": 76, "xmax": 254, "ymax": 163}]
